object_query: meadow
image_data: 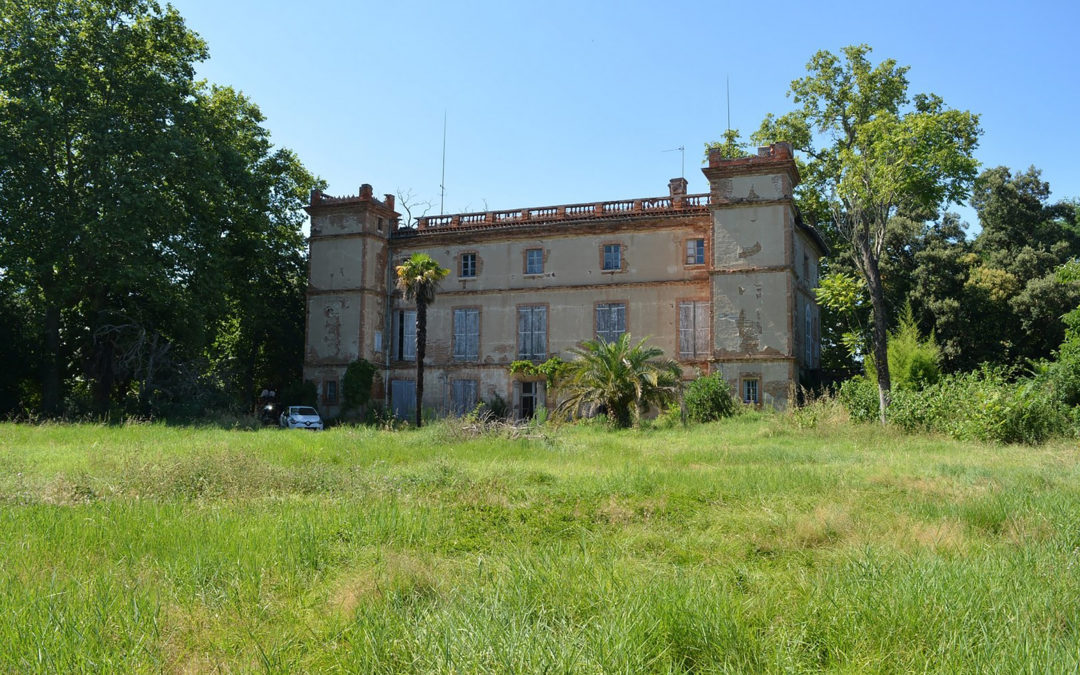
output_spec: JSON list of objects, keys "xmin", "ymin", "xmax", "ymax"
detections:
[{"xmin": 1, "ymin": 415, "xmax": 1079, "ymax": 672}]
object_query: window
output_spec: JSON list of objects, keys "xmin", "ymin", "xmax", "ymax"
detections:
[
  {"xmin": 396, "ymin": 310, "xmax": 416, "ymax": 361},
  {"xmin": 805, "ymin": 303, "xmax": 813, "ymax": 365},
  {"xmin": 519, "ymin": 381, "xmax": 537, "ymax": 419},
  {"xmin": 742, "ymin": 378, "xmax": 760, "ymax": 405},
  {"xmin": 460, "ymin": 252, "xmax": 477, "ymax": 278},
  {"xmin": 596, "ymin": 303, "xmax": 626, "ymax": 343},
  {"xmin": 678, "ymin": 301, "xmax": 710, "ymax": 359},
  {"xmin": 517, "ymin": 305, "xmax": 547, "ymax": 360},
  {"xmin": 602, "ymin": 244, "xmax": 621, "ymax": 271},
  {"xmin": 686, "ymin": 238, "xmax": 705, "ymax": 265},
  {"xmin": 377, "ymin": 217, "xmax": 384, "ymax": 232},
  {"xmin": 451, "ymin": 379, "xmax": 478, "ymax": 416},
  {"xmin": 453, "ymin": 308, "xmax": 480, "ymax": 361},
  {"xmin": 325, "ymin": 379, "xmax": 338, "ymax": 405},
  {"xmin": 525, "ymin": 248, "xmax": 543, "ymax": 275}
]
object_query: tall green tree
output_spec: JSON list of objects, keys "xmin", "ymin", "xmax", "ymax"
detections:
[
  {"xmin": 752, "ymin": 44, "xmax": 981, "ymax": 422},
  {"xmin": 0, "ymin": 0, "xmax": 209, "ymax": 413},
  {"xmin": 0, "ymin": 0, "xmax": 320, "ymax": 417},
  {"xmin": 554, "ymin": 334, "xmax": 681, "ymax": 429},
  {"xmin": 395, "ymin": 253, "xmax": 449, "ymax": 427}
]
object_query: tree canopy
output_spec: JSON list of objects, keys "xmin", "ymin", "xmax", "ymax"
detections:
[
  {"xmin": 0, "ymin": 0, "xmax": 320, "ymax": 418},
  {"xmin": 751, "ymin": 44, "xmax": 981, "ymax": 421}
]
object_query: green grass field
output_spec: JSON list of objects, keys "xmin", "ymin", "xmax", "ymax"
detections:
[{"xmin": 1, "ymin": 415, "xmax": 1079, "ymax": 672}]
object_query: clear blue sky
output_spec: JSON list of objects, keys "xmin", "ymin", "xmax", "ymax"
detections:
[{"xmin": 170, "ymin": 0, "xmax": 1078, "ymax": 232}]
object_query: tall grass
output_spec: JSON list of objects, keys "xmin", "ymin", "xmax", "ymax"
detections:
[{"xmin": 1, "ymin": 418, "xmax": 1079, "ymax": 671}]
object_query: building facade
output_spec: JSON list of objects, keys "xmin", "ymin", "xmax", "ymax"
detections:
[{"xmin": 303, "ymin": 142, "xmax": 826, "ymax": 418}]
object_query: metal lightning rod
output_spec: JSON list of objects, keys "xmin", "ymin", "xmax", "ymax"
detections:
[
  {"xmin": 439, "ymin": 110, "xmax": 447, "ymax": 215},
  {"xmin": 726, "ymin": 76, "xmax": 731, "ymax": 132}
]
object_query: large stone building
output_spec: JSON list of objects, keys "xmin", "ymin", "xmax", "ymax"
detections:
[{"xmin": 303, "ymin": 142, "xmax": 826, "ymax": 418}]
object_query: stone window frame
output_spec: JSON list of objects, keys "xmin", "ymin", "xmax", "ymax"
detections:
[
  {"xmin": 324, "ymin": 378, "xmax": 339, "ymax": 405},
  {"xmin": 452, "ymin": 305, "xmax": 482, "ymax": 362},
  {"xmin": 599, "ymin": 241, "xmax": 625, "ymax": 273},
  {"xmin": 676, "ymin": 296, "xmax": 711, "ymax": 361},
  {"xmin": 594, "ymin": 300, "xmax": 628, "ymax": 343},
  {"xmin": 457, "ymin": 250, "xmax": 480, "ymax": 279},
  {"xmin": 523, "ymin": 247, "xmax": 545, "ymax": 276},
  {"xmin": 684, "ymin": 237, "xmax": 707, "ymax": 267},
  {"xmin": 516, "ymin": 303, "xmax": 549, "ymax": 361}
]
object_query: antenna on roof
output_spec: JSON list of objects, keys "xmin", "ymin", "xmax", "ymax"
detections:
[
  {"xmin": 662, "ymin": 146, "xmax": 685, "ymax": 178},
  {"xmin": 439, "ymin": 110, "xmax": 447, "ymax": 215},
  {"xmin": 726, "ymin": 75, "xmax": 731, "ymax": 132}
]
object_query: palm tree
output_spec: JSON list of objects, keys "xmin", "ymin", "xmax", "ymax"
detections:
[
  {"xmin": 395, "ymin": 253, "xmax": 449, "ymax": 427},
  {"xmin": 554, "ymin": 333, "xmax": 682, "ymax": 428}
]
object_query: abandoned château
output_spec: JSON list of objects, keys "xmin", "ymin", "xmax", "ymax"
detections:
[{"xmin": 303, "ymin": 142, "xmax": 827, "ymax": 418}]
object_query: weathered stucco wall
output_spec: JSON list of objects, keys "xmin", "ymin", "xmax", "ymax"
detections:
[{"xmin": 305, "ymin": 294, "xmax": 362, "ymax": 364}]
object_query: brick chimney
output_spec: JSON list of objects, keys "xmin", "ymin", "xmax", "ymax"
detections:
[{"xmin": 668, "ymin": 177, "xmax": 688, "ymax": 197}]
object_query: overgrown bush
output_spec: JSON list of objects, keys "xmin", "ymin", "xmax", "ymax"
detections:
[
  {"xmin": 842, "ymin": 367, "xmax": 1071, "ymax": 445},
  {"xmin": 837, "ymin": 377, "xmax": 879, "ymax": 424},
  {"xmin": 866, "ymin": 304, "xmax": 940, "ymax": 391},
  {"xmin": 342, "ymin": 359, "xmax": 376, "ymax": 411},
  {"xmin": 683, "ymin": 374, "xmax": 736, "ymax": 423}
]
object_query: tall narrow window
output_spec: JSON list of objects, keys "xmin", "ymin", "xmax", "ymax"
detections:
[
  {"xmin": 686, "ymin": 238, "xmax": 705, "ymax": 265},
  {"xmin": 602, "ymin": 244, "xmax": 621, "ymax": 271},
  {"xmin": 325, "ymin": 380, "xmax": 338, "ymax": 405},
  {"xmin": 678, "ymin": 301, "xmax": 710, "ymax": 359},
  {"xmin": 805, "ymin": 303, "xmax": 813, "ymax": 365},
  {"xmin": 519, "ymin": 381, "xmax": 537, "ymax": 419},
  {"xmin": 517, "ymin": 306, "xmax": 547, "ymax": 360},
  {"xmin": 596, "ymin": 303, "xmax": 626, "ymax": 343},
  {"xmin": 460, "ymin": 252, "xmax": 477, "ymax": 278},
  {"xmin": 525, "ymin": 248, "xmax": 543, "ymax": 275},
  {"xmin": 742, "ymin": 378, "xmax": 760, "ymax": 405},
  {"xmin": 451, "ymin": 379, "xmax": 478, "ymax": 416},
  {"xmin": 453, "ymin": 308, "xmax": 480, "ymax": 361},
  {"xmin": 396, "ymin": 310, "xmax": 416, "ymax": 361}
]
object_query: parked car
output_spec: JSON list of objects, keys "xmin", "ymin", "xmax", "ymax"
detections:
[{"xmin": 279, "ymin": 406, "xmax": 324, "ymax": 431}]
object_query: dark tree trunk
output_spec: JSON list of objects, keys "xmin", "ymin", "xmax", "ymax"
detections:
[
  {"xmin": 42, "ymin": 303, "xmax": 61, "ymax": 416},
  {"xmin": 859, "ymin": 234, "xmax": 892, "ymax": 424},
  {"xmin": 415, "ymin": 298, "xmax": 426, "ymax": 428},
  {"xmin": 92, "ymin": 337, "xmax": 115, "ymax": 416}
]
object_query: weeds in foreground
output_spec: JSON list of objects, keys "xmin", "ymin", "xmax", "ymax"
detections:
[{"xmin": 1, "ymin": 420, "xmax": 1078, "ymax": 671}]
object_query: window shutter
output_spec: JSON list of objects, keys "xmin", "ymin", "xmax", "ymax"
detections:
[
  {"xmin": 518, "ymin": 308, "xmax": 528, "ymax": 358},
  {"xmin": 453, "ymin": 310, "xmax": 465, "ymax": 360},
  {"xmin": 469, "ymin": 309, "xmax": 479, "ymax": 360},
  {"xmin": 695, "ymin": 301, "xmax": 709, "ymax": 357},
  {"xmin": 678, "ymin": 302, "xmax": 693, "ymax": 358}
]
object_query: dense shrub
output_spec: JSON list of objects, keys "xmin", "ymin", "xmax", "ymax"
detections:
[
  {"xmin": 683, "ymin": 374, "xmax": 736, "ymax": 423},
  {"xmin": 837, "ymin": 377, "xmax": 879, "ymax": 424},
  {"xmin": 866, "ymin": 304, "xmax": 940, "ymax": 391},
  {"xmin": 842, "ymin": 368, "xmax": 1071, "ymax": 445},
  {"xmin": 342, "ymin": 359, "xmax": 377, "ymax": 411}
]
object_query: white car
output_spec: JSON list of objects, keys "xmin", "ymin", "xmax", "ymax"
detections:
[{"xmin": 279, "ymin": 406, "xmax": 324, "ymax": 430}]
